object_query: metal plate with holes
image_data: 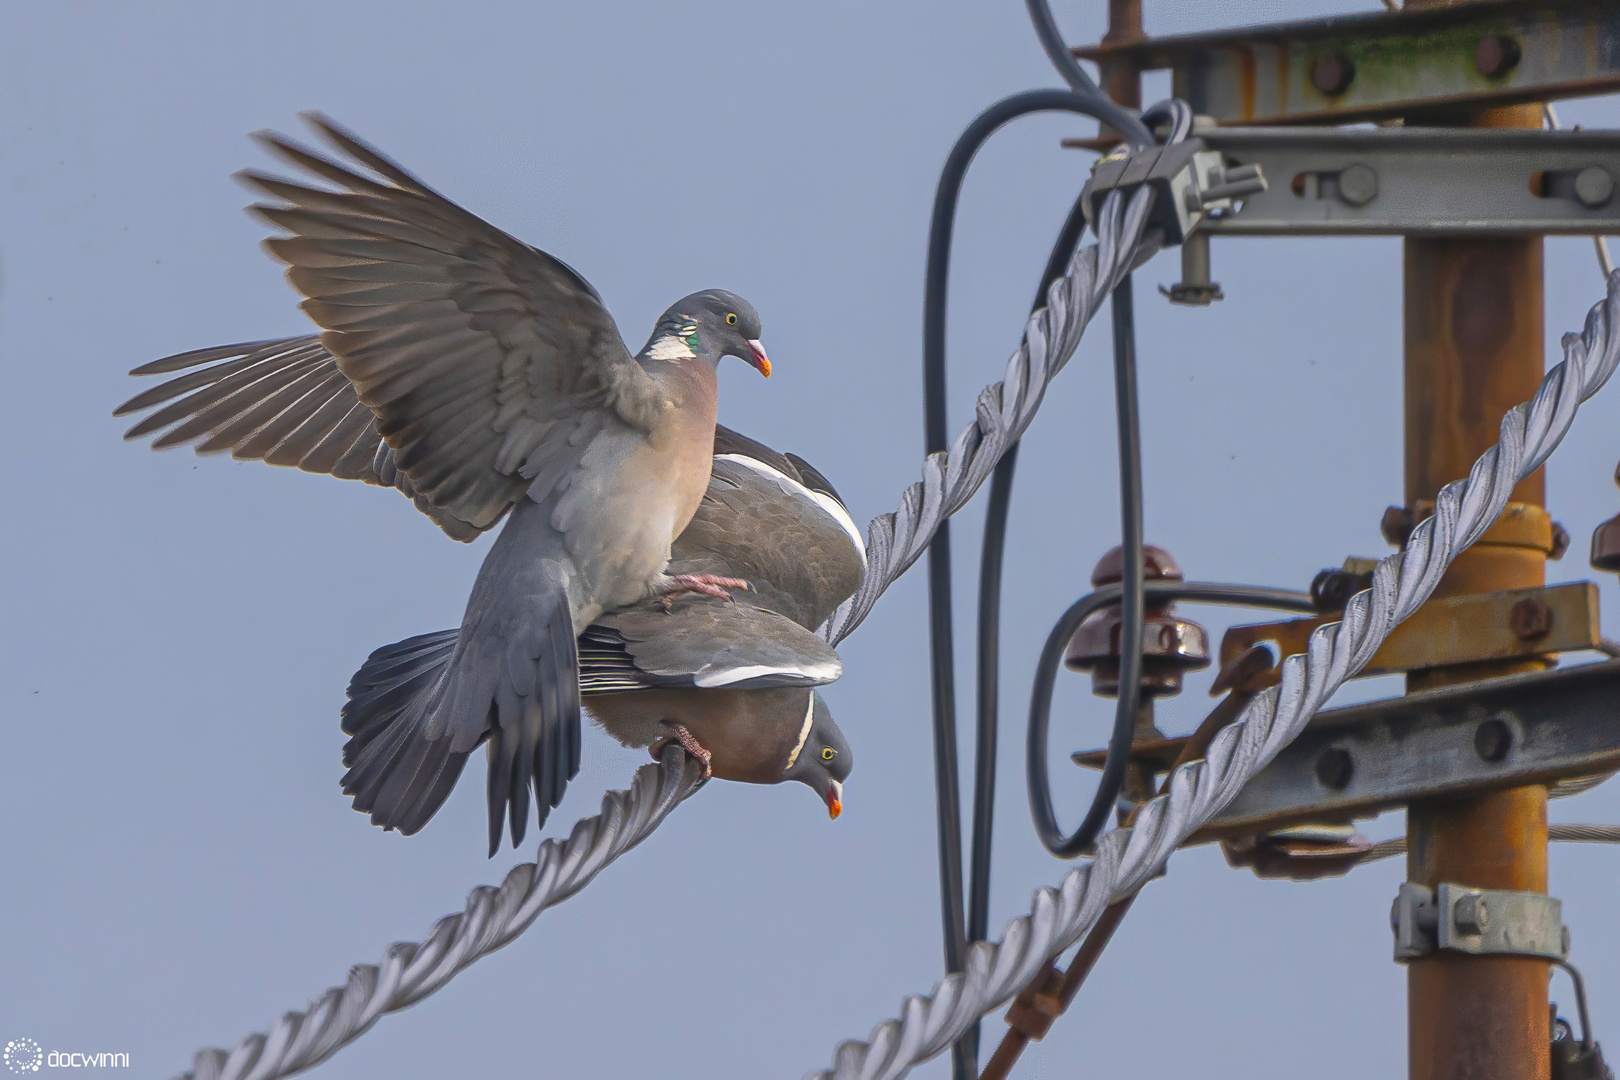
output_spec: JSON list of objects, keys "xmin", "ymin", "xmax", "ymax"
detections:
[
  {"xmin": 1392, "ymin": 882, "xmax": 1568, "ymax": 963},
  {"xmin": 1180, "ymin": 659, "xmax": 1620, "ymax": 842},
  {"xmin": 1075, "ymin": 0, "xmax": 1620, "ymax": 126},
  {"xmin": 1218, "ymin": 581, "xmax": 1600, "ymax": 690},
  {"xmin": 1194, "ymin": 128, "xmax": 1620, "ymax": 235}
]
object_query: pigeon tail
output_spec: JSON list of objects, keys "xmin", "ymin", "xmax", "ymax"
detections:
[
  {"xmin": 339, "ymin": 596, "xmax": 583, "ymax": 855},
  {"xmin": 340, "ymin": 629, "xmax": 468, "ymax": 837}
]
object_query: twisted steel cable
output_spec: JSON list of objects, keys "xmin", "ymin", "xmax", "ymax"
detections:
[
  {"xmin": 171, "ymin": 188, "xmax": 1160, "ymax": 1080},
  {"xmin": 175, "ymin": 747, "xmax": 703, "ymax": 1080},
  {"xmin": 823, "ymin": 186, "xmax": 1159, "ymax": 647},
  {"xmin": 805, "ymin": 271, "xmax": 1620, "ymax": 1080},
  {"xmin": 1365, "ymin": 824, "xmax": 1620, "ymax": 863}
]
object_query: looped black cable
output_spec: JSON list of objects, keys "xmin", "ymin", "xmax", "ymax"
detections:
[
  {"xmin": 969, "ymin": 92, "xmax": 1191, "ymax": 938},
  {"xmin": 1022, "ymin": 0, "xmax": 1154, "ymax": 146},
  {"xmin": 920, "ymin": 86, "xmax": 1152, "ymax": 1080},
  {"xmin": 1025, "ymin": 583, "xmax": 1315, "ymax": 857}
]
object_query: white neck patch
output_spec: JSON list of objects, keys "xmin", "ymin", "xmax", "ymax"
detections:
[
  {"xmin": 647, "ymin": 332, "xmax": 697, "ymax": 361},
  {"xmin": 785, "ymin": 693, "xmax": 816, "ymax": 770}
]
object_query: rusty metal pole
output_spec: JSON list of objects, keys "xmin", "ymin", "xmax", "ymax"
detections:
[
  {"xmin": 1098, "ymin": 0, "xmax": 1142, "ymax": 120},
  {"xmin": 1402, "ymin": 3, "xmax": 1550, "ymax": 1071}
]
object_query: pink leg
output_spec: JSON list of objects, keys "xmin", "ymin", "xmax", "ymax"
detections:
[
  {"xmin": 656, "ymin": 573, "xmax": 751, "ymax": 610},
  {"xmin": 650, "ymin": 723, "xmax": 712, "ymax": 780}
]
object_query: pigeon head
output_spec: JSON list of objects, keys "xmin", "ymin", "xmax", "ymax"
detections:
[
  {"xmin": 783, "ymin": 691, "xmax": 852, "ymax": 819},
  {"xmin": 644, "ymin": 290, "xmax": 770, "ymax": 377}
]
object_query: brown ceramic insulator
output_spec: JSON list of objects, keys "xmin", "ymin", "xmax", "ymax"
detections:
[{"xmin": 1065, "ymin": 544, "xmax": 1210, "ymax": 697}]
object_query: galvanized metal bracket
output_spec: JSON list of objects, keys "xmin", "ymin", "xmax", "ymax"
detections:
[
  {"xmin": 1217, "ymin": 581, "xmax": 1600, "ymax": 692},
  {"xmin": 1195, "ymin": 127, "xmax": 1620, "ymax": 236},
  {"xmin": 1076, "ymin": 659, "xmax": 1620, "ymax": 843},
  {"xmin": 1080, "ymin": 138, "xmax": 1266, "ymax": 245},
  {"xmin": 1392, "ymin": 882, "xmax": 1569, "ymax": 963},
  {"xmin": 1075, "ymin": 0, "xmax": 1620, "ymax": 127}
]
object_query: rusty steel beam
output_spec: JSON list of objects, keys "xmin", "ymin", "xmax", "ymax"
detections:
[
  {"xmin": 1214, "ymin": 580, "xmax": 1598, "ymax": 691},
  {"xmin": 1069, "ymin": 659, "xmax": 1620, "ymax": 843},
  {"xmin": 1074, "ymin": 0, "xmax": 1620, "ymax": 126},
  {"xmin": 1192, "ymin": 126, "xmax": 1620, "ymax": 236}
]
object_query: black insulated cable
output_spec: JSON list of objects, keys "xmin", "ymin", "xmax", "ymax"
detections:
[
  {"xmin": 965, "ymin": 94, "xmax": 1189, "ymax": 1046},
  {"xmin": 919, "ymin": 87, "xmax": 1151, "ymax": 1080},
  {"xmin": 971, "ymin": 91, "xmax": 1194, "ymax": 891},
  {"xmin": 968, "ymin": 185, "xmax": 1091, "ymax": 968},
  {"xmin": 1025, "ymin": 582, "xmax": 1316, "ymax": 857},
  {"xmin": 1023, "ymin": 0, "xmax": 1154, "ymax": 146}
]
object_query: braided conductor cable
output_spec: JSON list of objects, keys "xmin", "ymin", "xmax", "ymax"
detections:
[
  {"xmin": 175, "ymin": 747, "xmax": 704, "ymax": 1080},
  {"xmin": 805, "ymin": 272, "xmax": 1620, "ymax": 1080}
]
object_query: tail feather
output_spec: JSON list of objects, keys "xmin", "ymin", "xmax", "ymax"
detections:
[{"xmin": 339, "ymin": 598, "xmax": 581, "ymax": 854}]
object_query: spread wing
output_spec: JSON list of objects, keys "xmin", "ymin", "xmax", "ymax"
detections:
[
  {"xmin": 576, "ymin": 428, "xmax": 864, "ymax": 692},
  {"xmin": 122, "ymin": 111, "xmax": 667, "ymax": 538},
  {"xmin": 114, "ymin": 336, "xmax": 480, "ymax": 541}
]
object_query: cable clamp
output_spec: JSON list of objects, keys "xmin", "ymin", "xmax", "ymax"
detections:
[
  {"xmin": 1081, "ymin": 139, "xmax": 1266, "ymax": 245},
  {"xmin": 1391, "ymin": 881, "xmax": 1570, "ymax": 963}
]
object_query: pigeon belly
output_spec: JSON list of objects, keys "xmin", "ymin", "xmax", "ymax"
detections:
[
  {"xmin": 549, "ymin": 368, "xmax": 718, "ymax": 620},
  {"xmin": 585, "ymin": 686, "xmax": 803, "ymax": 785}
]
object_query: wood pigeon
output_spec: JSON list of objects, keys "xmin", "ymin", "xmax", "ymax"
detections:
[
  {"xmin": 113, "ymin": 114, "xmax": 774, "ymax": 854},
  {"xmin": 578, "ymin": 426, "xmax": 865, "ymax": 819}
]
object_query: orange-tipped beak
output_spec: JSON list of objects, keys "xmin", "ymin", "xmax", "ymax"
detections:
[
  {"xmin": 826, "ymin": 779, "xmax": 843, "ymax": 820},
  {"xmin": 747, "ymin": 339, "xmax": 771, "ymax": 378}
]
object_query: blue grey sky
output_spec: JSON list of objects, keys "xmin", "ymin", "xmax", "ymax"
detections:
[{"xmin": 4, "ymin": 2, "xmax": 1619, "ymax": 1077}]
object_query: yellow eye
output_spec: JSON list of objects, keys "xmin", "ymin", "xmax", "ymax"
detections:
[
  {"xmin": 822, "ymin": 747, "xmax": 837, "ymax": 761},
  {"xmin": 726, "ymin": 313, "xmax": 738, "ymax": 325}
]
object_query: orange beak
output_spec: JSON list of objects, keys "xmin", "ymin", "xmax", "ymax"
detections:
[
  {"xmin": 826, "ymin": 779, "xmax": 843, "ymax": 820},
  {"xmin": 746, "ymin": 339, "xmax": 771, "ymax": 378}
]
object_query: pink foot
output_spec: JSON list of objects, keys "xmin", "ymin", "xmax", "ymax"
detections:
[
  {"xmin": 656, "ymin": 573, "xmax": 751, "ymax": 610},
  {"xmin": 650, "ymin": 723, "xmax": 712, "ymax": 781}
]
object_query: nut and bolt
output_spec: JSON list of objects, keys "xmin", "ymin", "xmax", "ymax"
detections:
[
  {"xmin": 1475, "ymin": 717, "xmax": 1514, "ymax": 763},
  {"xmin": 1509, "ymin": 597, "xmax": 1553, "ymax": 640},
  {"xmin": 1310, "ymin": 566, "xmax": 1376, "ymax": 612},
  {"xmin": 1593, "ymin": 512, "xmax": 1620, "ymax": 572},
  {"xmin": 1336, "ymin": 164, "xmax": 1378, "ymax": 207},
  {"xmin": 1454, "ymin": 893, "xmax": 1491, "ymax": 935},
  {"xmin": 1474, "ymin": 33, "xmax": 1522, "ymax": 79},
  {"xmin": 1314, "ymin": 747, "xmax": 1355, "ymax": 790},
  {"xmin": 1311, "ymin": 49, "xmax": 1356, "ymax": 96},
  {"xmin": 1574, "ymin": 167, "xmax": 1616, "ymax": 210},
  {"xmin": 1550, "ymin": 521, "xmax": 1571, "ymax": 561},
  {"xmin": 1381, "ymin": 505, "xmax": 1415, "ymax": 548}
]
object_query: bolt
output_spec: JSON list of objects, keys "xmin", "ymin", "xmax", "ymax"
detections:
[
  {"xmin": 1475, "ymin": 33, "xmax": 1522, "ymax": 79},
  {"xmin": 1311, "ymin": 567, "xmax": 1374, "ymax": 612},
  {"xmin": 1574, "ymin": 167, "xmax": 1615, "ymax": 209},
  {"xmin": 1336, "ymin": 164, "xmax": 1378, "ymax": 207},
  {"xmin": 1314, "ymin": 747, "xmax": 1354, "ymax": 790},
  {"xmin": 1381, "ymin": 505, "xmax": 1415, "ymax": 548},
  {"xmin": 1550, "ymin": 521, "xmax": 1570, "ymax": 561},
  {"xmin": 1475, "ymin": 717, "xmax": 1514, "ymax": 763},
  {"xmin": 1311, "ymin": 49, "xmax": 1356, "ymax": 96},
  {"xmin": 1454, "ymin": 893, "xmax": 1490, "ymax": 934},
  {"xmin": 1593, "ymin": 512, "xmax": 1620, "ymax": 572},
  {"xmin": 1509, "ymin": 597, "xmax": 1553, "ymax": 640}
]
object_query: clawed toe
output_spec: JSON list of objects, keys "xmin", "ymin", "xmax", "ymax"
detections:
[
  {"xmin": 651, "ymin": 722, "xmax": 712, "ymax": 781},
  {"xmin": 657, "ymin": 573, "xmax": 752, "ymax": 606}
]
